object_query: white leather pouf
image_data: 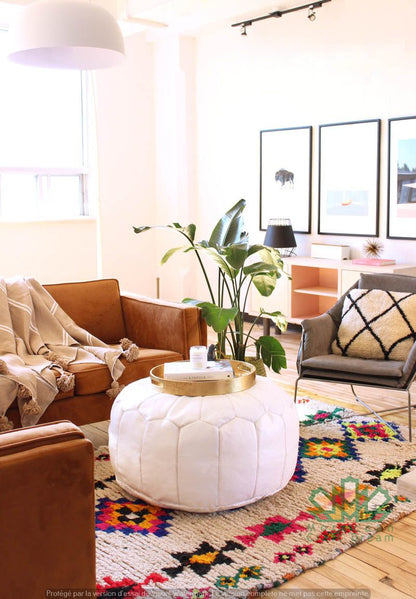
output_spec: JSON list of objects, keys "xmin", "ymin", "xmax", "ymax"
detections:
[{"xmin": 108, "ymin": 376, "xmax": 299, "ymax": 512}]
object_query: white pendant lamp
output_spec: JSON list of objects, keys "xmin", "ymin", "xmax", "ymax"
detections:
[{"xmin": 7, "ymin": 0, "xmax": 125, "ymax": 70}]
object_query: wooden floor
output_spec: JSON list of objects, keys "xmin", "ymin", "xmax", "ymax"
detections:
[{"xmin": 82, "ymin": 325, "xmax": 416, "ymax": 598}]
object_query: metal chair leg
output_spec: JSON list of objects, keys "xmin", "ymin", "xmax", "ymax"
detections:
[
  {"xmin": 407, "ymin": 389, "xmax": 412, "ymax": 442},
  {"xmin": 294, "ymin": 377, "xmax": 300, "ymax": 404}
]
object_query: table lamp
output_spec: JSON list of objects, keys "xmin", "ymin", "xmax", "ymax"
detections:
[{"xmin": 264, "ymin": 218, "xmax": 296, "ymax": 257}]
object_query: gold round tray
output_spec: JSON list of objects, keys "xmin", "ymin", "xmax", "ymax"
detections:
[{"xmin": 150, "ymin": 360, "xmax": 256, "ymax": 396}]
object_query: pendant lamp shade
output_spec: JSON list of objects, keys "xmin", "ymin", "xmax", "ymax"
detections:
[{"xmin": 7, "ymin": 0, "xmax": 125, "ymax": 70}]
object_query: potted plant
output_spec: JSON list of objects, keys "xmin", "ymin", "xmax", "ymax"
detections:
[{"xmin": 133, "ymin": 199, "xmax": 287, "ymax": 374}]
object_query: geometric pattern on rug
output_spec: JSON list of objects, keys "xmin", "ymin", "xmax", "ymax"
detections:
[
  {"xmin": 162, "ymin": 540, "xmax": 246, "ymax": 578},
  {"xmin": 96, "ymin": 497, "xmax": 173, "ymax": 536},
  {"xmin": 341, "ymin": 419, "xmax": 402, "ymax": 442},
  {"xmin": 95, "ymin": 404, "xmax": 416, "ymax": 598}
]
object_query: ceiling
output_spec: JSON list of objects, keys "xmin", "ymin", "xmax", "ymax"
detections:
[
  {"xmin": 0, "ymin": 0, "xmax": 323, "ymax": 36},
  {"xmin": 124, "ymin": 0, "xmax": 308, "ymax": 34}
]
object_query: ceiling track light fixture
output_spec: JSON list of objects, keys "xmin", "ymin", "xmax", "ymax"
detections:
[
  {"xmin": 232, "ymin": 0, "xmax": 332, "ymax": 35},
  {"xmin": 308, "ymin": 5, "xmax": 316, "ymax": 21}
]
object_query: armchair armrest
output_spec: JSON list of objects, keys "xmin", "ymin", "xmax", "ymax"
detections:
[
  {"xmin": 0, "ymin": 421, "xmax": 95, "ymax": 599},
  {"xmin": 121, "ymin": 292, "xmax": 207, "ymax": 359},
  {"xmin": 298, "ymin": 313, "xmax": 338, "ymax": 366}
]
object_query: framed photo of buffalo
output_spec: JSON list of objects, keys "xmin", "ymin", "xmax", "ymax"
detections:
[
  {"xmin": 260, "ymin": 126, "xmax": 312, "ymax": 233},
  {"xmin": 318, "ymin": 119, "xmax": 380, "ymax": 236}
]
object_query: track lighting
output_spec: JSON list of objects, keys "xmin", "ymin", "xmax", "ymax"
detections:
[
  {"xmin": 308, "ymin": 5, "xmax": 316, "ymax": 21},
  {"xmin": 232, "ymin": 0, "xmax": 331, "ymax": 34}
]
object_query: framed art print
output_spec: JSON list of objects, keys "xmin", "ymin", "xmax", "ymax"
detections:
[
  {"xmin": 260, "ymin": 126, "xmax": 312, "ymax": 233},
  {"xmin": 387, "ymin": 116, "xmax": 416, "ymax": 239},
  {"xmin": 318, "ymin": 119, "xmax": 380, "ymax": 236}
]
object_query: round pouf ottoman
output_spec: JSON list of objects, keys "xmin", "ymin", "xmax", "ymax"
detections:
[{"xmin": 108, "ymin": 375, "xmax": 299, "ymax": 512}]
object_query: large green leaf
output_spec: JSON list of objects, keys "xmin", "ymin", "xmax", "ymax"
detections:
[
  {"xmin": 208, "ymin": 199, "xmax": 247, "ymax": 247},
  {"xmin": 243, "ymin": 261, "xmax": 277, "ymax": 277},
  {"xmin": 183, "ymin": 299, "xmax": 238, "ymax": 332},
  {"xmin": 260, "ymin": 310, "xmax": 288, "ymax": 332},
  {"xmin": 255, "ymin": 336, "xmax": 287, "ymax": 374},
  {"xmin": 195, "ymin": 245, "xmax": 236, "ymax": 278},
  {"xmin": 251, "ymin": 272, "xmax": 278, "ymax": 297},
  {"xmin": 250, "ymin": 247, "xmax": 284, "ymax": 297},
  {"xmin": 222, "ymin": 243, "xmax": 249, "ymax": 270},
  {"xmin": 160, "ymin": 246, "xmax": 188, "ymax": 264}
]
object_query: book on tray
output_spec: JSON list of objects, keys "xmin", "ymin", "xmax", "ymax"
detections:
[{"xmin": 163, "ymin": 360, "xmax": 234, "ymax": 381}]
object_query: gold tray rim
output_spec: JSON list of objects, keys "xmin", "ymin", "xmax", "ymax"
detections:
[{"xmin": 150, "ymin": 359, "xmax": 256, "ymax": 396}]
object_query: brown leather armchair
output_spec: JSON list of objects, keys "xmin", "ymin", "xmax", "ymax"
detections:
[
  {"xmin": 296, "ymin": 272, "xmax": 416, "ymax": 441},
  {"xmin": 0, "ymin": 421, "xmax": 95, "ymax": 599}
]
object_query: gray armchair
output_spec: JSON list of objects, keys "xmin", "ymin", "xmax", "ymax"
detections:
[{"xmin": 296, "ymin": 272, "xmax": 416, "ymax": 441}]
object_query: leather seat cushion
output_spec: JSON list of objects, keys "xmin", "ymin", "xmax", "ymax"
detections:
[
  {"xmin": 301, "ymin": 354, "xmax": 404, "ymax": 377},
  {"xmin": 66, "ymin": 348, "xmax": 183, "ymax": 396}
]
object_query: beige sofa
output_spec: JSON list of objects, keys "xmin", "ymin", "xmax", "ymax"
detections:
[{"xmin": 5, "ymin": 278, "xmax": 207, "ymax": 428}]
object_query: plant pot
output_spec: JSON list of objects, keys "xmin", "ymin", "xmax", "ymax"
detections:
[
  {"xmin": 225, "ymin": 355, "xmax": 267, "ymax": 377},
  {"xmin": 243, "ymin": 356, "xmax": 267, "ymax": 377}
]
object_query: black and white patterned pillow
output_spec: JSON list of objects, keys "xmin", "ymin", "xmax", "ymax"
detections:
[{"xmin": 332, "ymin": 288, "xmax": 416, "ymax": 360}]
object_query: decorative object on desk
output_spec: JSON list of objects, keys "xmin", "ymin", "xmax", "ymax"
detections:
[
  {"xmin": 310, "ymin": 243, "xmax": 350, "ymax": 260},
  {"xmin": 133, "ymin": 199, "xmax": 287, "ymax": 374},
  {"xmin": 7, "ymin": 0, "xmax": 125, "ymax": 70},
  {"xmin": 260, "ymin": 126, "xmax": 312, "ymax": 233},
  {"xmin": 264, "ymin": 218, "xmax": 297, "ymax": 257},
  {"xmin": 387, "ymin": 116, "xmax": 416, "ymax": 240},
  {"xmin": 351, "ymin": 238, "xmax": 396, "ymax": 266},
  {"xmin": 318, "ymin": 119, "xmax": 380, "ymax": 237},
  {"xmin": 363, "ymin": 238, "xmax": 383, "ymax": 258},
  {"xmin": 189, "ymin": 345, "xmax": 208, "ymax": 370},
  {"xmin": 207, "ymin": 344, "xmax": 217, "ymax": 361}
]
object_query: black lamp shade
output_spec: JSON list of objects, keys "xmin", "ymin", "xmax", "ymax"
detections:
[{"xmin": 264, "ymin": 218, "xmax": 297, "ymax": 255}]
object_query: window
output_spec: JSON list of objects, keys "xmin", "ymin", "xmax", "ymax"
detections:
[{"xmin": 0, "ymin": 28, "xmax": 95, "ymax": 220}]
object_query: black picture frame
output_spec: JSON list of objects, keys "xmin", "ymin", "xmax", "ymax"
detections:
[
  {"xmin": 318, "ymin": 119, "xmax": 380, "ymax": 237},
  {"xmin": 387, "ymin": 116, "xmax": 416, "ymax": 240},
  {"xmin": 259, "ymin": 126, "xmax": 312, "ymax": 233}
]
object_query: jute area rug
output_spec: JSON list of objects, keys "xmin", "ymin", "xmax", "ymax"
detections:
[{"xmin": 95, "ymin": 399, "xmax": 416, "ymax": 598}]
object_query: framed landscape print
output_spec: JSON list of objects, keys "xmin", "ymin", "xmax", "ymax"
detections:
[
  {"xmin": 318, "ymin": 119, "xmax": 380, "ymax": 236},
  {"xmin": 260, "ymin": 126, "xmax": 312, "ymax": 233},
  {"xmin": 387, "ymin": 116, "xmax": 416, "ymax": 239}
]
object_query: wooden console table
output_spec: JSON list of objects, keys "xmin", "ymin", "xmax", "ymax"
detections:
[{"xmin": 249, "ymin": 257, "xmax": 416, "ymax": 332}]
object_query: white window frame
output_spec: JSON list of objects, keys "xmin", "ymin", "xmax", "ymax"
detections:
[{"xmin": 0, "ymin": 41, "xmax": 95, "ymax": 222}]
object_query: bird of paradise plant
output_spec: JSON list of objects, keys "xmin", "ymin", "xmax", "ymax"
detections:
[{"xmin": 133, "ymin": 199, "xmax": 287, "ymax": 373}]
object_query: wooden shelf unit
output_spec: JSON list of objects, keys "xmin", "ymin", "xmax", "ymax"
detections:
[{"xmin": 249, "ymin": 256, "xmax": 416, "ymax": 326}]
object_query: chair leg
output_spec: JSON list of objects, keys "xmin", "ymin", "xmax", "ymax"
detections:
[
  {"xmin": 350, "ymin": 384, "xmax": 406, "ymax": 442},
  {"xmin": 294, "ymin": 377, "xmax": 300, "ymax": 404},
  {"xmin": 407, "ymin": 389, "xmax": 412, "ymax": 443}
]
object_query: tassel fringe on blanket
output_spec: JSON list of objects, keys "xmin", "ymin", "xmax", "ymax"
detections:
[{"xmin": 0, "ymin": 277, "xmax": 140, "ymax": 429}]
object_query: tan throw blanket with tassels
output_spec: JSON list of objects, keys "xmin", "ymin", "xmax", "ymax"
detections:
[{"xmin": 0, "ymin": 277, "xmax": 139, "ymax": 430}]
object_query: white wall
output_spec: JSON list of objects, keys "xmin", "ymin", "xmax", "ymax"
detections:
[
  {"xmin": 91, "ymin": 0, "xmax": 416, "ymax": 304},
  {"xmin": 94, "ymin": 32, "xmax": 198, "ymax": 300},
  {"xmin": 195, "ymin": 0, "xmax": 416, "ymax": 267},
  {"xmin": 94, "ymin": 32, "xmax": 157, "ymax": 296},
  {"xmin": 0, "ymin": 218, "xmax": 98, "ymax": 284}
]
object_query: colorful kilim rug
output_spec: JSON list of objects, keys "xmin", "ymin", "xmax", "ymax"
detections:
[{"xmin": 95, "ymin": 401, "xmax": 416, "ymax": 598}]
